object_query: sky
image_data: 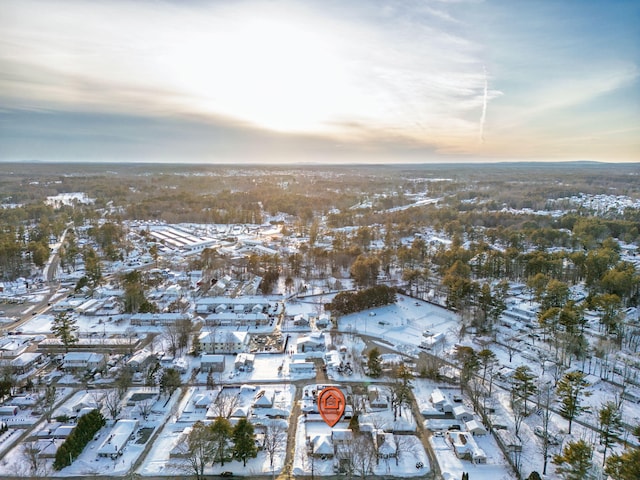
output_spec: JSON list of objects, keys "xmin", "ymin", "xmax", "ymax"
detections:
[{"xmin": 0, "ymin": 0, "xmax": 638, "ymax": 164}]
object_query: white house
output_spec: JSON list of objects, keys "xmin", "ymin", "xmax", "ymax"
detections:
[
  {"xmin": 453, "ymin": 405, "xmax": 474, "ymax": 422},
  {"xmin": 296, "ymin": 332, "xmax": 326, "ymax": 353},
  {"xmin": 253, "ymin": 390, "xmax": 274, "ymax": 409},
  {"xmin": 368, "ymin": 385, "xmax": 389, "ymax": 409},
  {"xmin": 130, "ymin": 312, "xmax": 190, "ymax": 326},
  {"xmin": 310, "ymin": 434, "xmax": 333, "ymax": 458},
  {"xmin": 375, "ymin": 431, "xmax": 397, "ymax": 459},
  {"xmin": 199, "ymin": 330, "xmax": 249, "ymax": 354},
  {"xmin": 10, "ymin": 352, "xmax": 43, "ymax": 374},
  {"xmin": 126, "ymin": 349, "xmax": 156, "ymax": 372},
  {"xmin": 447, "ymin": 431, "xmax": 487, "ymax": 463},
  {"xmin": 97, "ymin": 419, "xmax": 138, "ymax": 459},
  {"xmin": 62, "ymin": 352, "xmax": 105, "ymax": 372},
  {"xmin": 430, "ymin": 388, "xmax": 453, "ymax": 413},
  {"xmin": 290, "ymin": 359, "xmax": 315, "ymax": 376},
  {"xmin": 234, "ymin": 353, "xmax": 255, "ymax": 371},
  {"xmin": 465, "ymin": 419, "xmax": 488, "ymax": 436}
]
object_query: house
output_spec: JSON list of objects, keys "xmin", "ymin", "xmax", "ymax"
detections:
[
  {"xmin": 290, "ymin": 359, "xmax": 315, "ymax": 375},
  {"xmin": 31, "ymin": 439, "xmax": 62, "ymax": 458},
  {"xmin": 315, "ymin": 314, "xmax": 330, "ymax": 329},
  {"xmin": 0, "ymin": 405, "xmax": 18, "ymax": 416},
  {"xmin": 420, "ymin": 331, "xmax": 446, "ymax": 350},
  {"xmin": 130, "ymin": 312, "xmax": 190, "ymax": 326},
  {"xmin": 253, "ymin": 390, "xmax": 274, "ymax": 409},
  {"xmin": 0, "ymin": 337, "xmax": 31, "ymax": 360},
  {"xmin": 375, "ymin": 431, "xmax": 397, "ymax": 458},
  {"xmin": 293, "ymin": 314, "xmax": 310, "ymax": 327},
  {"xmin": 368, "ymin": 385, "xmax": 389, "ymax": 409},
  {"xmin": 204, "ymin": 312, "xmax": 270, "ymax": 327},
  {"xmin": 192, "ymin": 392, "xmax": 215, "ymax": 409},
  {"xmin": 234, "ymin": 353, "xmax": 255, "ymax": 371},
  {"xmin": 170, "ymin": 427, "xmax": 192, "ymax": 458},
  {"xmin": 310, "ymin": 434, "xmax": 333, "ymax": 458},
  {"xmin": 10, "ymin": 352, "xmax": 43, "ymax": 374},
  {"xmin": 447, "ymin": 431, "xmax": 487, "ymax": 463},
  {"xmin": 430, "ymin": 388, "xmax": 453, "ymax": 413},
  {"xmin": 199, "ymin": 330, "xmax": 249, "ymax": 354},
  {"xmin": 231, "ymin": 406, "xmax": 250, "ymax": 419},
  {"xmin": 97, "ymin": 419, "xmax": 138, "ymax": 459},
  {"xmin": 331, "ymin": 428, "xmax": 353, "ymax": 447},
  {"xmin": 369, "ymin": 385, "xmax": 391, "ymax": 408},
  {"xmin": 62, "ymin": 352, "xmax": 106, "ymax": 372},
  {"xmin": 496, "ymin": 429, "xmax": 522, "ymax": 453},
  {"xmin": 296, "ymin": 333, "xmax": 326, "ymax": 353},
  {"xmin": 52, "ymin": 425, "xmax": 75, "ymax": 439},
  {"xmin": 126, "ymin": 349, "xmax": 157, "ymax": 372},
  {"xmin": 453, "ymin": 405, "xmax": 474, "ymax": 422},
  {"xmin": 465, "ymin": 420, "xmax": 488, "ymax": 436},
  {"xmin": 200, "ymin": 354, "xmax": 225, "ymax": 373}
]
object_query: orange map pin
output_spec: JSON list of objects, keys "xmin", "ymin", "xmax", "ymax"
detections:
[{"xmin": 317, "ymin": 386, "xmax": 346, "ymax": 427}]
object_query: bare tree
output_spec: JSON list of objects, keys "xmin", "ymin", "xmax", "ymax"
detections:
[
  {"xmin": 21, "ymin": 441, "xmax": 46, "ymax": 476},
  {"xmin": 512, "ymin": 399, "xmax": 527, "ymax": 437},
  {"xmin": 104, "ymin": 388, "xmax": 122, "ymax": 420},
  {"xmin": 211, "ymin": 390, "xmax": 240, "ymax": 418},
  {"xmin": 115, "ymin": 366, "xmax": 134, "ymax": 399},
  {"xmin": 40, "ymin": 384, "xmax": 57, "ymax": 422},
  {"xmin": 538, "ymin": 384, "xmax": 555, "ymax": 476},
  {"xmin": 335, "ymin": 433, "xmax": 377, "ymax": 479},
  {"xmin": 296, "ymin": 443, "xmax": 316, "ymax": 479},
  {"xmin": 504, "ymin": 336, "xmax": 519, "ymax": 363},
  {"xmin": 262, "ymin": 420, "xmax": 288, "ymax": 471},
  {"xmin": 137, "ymin": 400, "xmax": 154, "ymax": 420},
  {"xmin": 164, "ymin": 323, "xmax": 181, "ymax": 357},
  {"xmin": 394, "ymin": 434, "xmax": 419, "ymax": 467}
]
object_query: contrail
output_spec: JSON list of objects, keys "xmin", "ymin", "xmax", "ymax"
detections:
[{"xmin": 479, "ymin": 65, "xmax": 488, "ymax": 143}]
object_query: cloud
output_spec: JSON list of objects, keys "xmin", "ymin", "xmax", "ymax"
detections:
[
  {"xmin": 479, "ymin": 66, "xmax": 488, "ymax": 142},
  {"xmin": 1, "ymin": 0, "xmax": 637, "ymax": 162},
  {"xmin": 0, "ymin": 0, "xmax": 489, "ymax": 151}
]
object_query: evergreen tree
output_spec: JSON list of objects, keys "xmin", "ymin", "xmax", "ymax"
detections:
[
  {"xmin": 511, "ymin": 365, "xmax": 537, "ymax": 414},
  {"xmin": 605, "ymin": 447, "xmax": 640, "ymax": 480},
  {"xmin": 552, "ymin": 439, "xmax": 593, "ymax": 480},
  {"xmin": 598, "ymin": 400, "xmax": 623, "ymax": 466},
  {"xmin": 367, "ymin": 348, "xmax": 382, "ymax": 377},
  {"xmin": 455, "ymin": 346, "xmax": 479, "ymax": 393},
  {"xmin": 556, "ymin": 371, "xmax": 591, "ymax": 434},
  {"xmin": 233, "ymin": 418, "xmax": 258, "ymax": 467},
  {"xmin": 160, "ymin": 368, "xmax": 182, "ymax": 398},
  {"xmin": 82, "ymin": 245, "xmax": 102, "ymax": 288},
  {"xmin": 210, "ymin": 417, "xmax": 233, "ymax": 466},
  {"xmin": 51, "ymin": 311, "xmax": 78, "ymax": 353}
]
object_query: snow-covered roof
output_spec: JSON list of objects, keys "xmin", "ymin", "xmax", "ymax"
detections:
[{"xmin": 312, "ymin": 434, "xmax": 333, "ymax": 455}]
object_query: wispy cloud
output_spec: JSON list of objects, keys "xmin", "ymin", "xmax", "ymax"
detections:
[
  {"xmin": 479, "ymin": 65, "xmax": 488, "ymax": 143},
  {"xmin": 0, "ymin": 1, "xmax": 488, "ymax": 147}
]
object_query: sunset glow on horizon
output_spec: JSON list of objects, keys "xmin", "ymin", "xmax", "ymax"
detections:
[{"xmin": 1, "ymin": 0, "xmax": 638, "ymax": 163}]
